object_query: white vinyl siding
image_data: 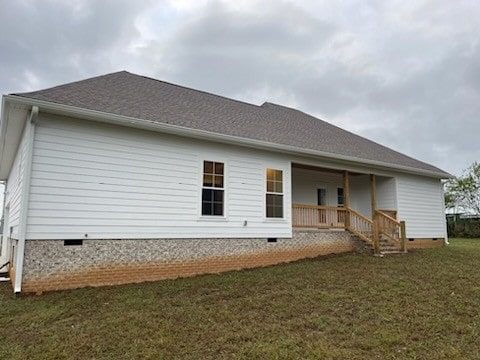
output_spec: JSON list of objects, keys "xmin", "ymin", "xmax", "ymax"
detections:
[
  {"xmin": 376, "ymin": 176, "xmax": 396, "ymax": 210},
  {"xmin": 292, "ymin": 170, "xmax": 399, "ymax": 220},
  {"xmin": 5, "ymin": 124, "xmax": 29, "ymax": 239},
  {"xmin": 226, "ymin": 159, "xmax": 264, "ymax": 218},
  {"xmin": 396, "ymin": 175, "xmax": 446, "ymax": 238},
  {"xmin": 348, "ymin": 175, "xmax": 397, "ymax": 218},
  {"xmin": 26, "ymin": 115, "xmax": 291, "ymax": 240},
  {"xmin": 291, "ymin": 168, "xmax": 342, "ymax": 206},
  {"xmin": 349, "ymin": 174, "xmax": 371, "ymax": 217},
  {"xmin": 21, "ymin": 113, "xmax": 446, "ymax": 241}
]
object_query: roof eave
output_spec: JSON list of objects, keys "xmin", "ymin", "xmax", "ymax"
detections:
[{"xmin": 4, "ymin": 95, "xmax": 453, "ymax": 179}]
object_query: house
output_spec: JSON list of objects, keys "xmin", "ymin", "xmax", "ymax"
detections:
[{"xmin": 0, "ymin": 71, "xmax": 451, "ymax": 293}]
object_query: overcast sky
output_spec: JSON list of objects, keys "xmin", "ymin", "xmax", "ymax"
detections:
[{"xmin": 1, "ymin": 0, "xmax": 479, "ymax": 177}]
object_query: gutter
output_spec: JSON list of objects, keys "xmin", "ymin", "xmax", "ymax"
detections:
[
  {"xmin": 0, "ymin": 180, "xmax": 6, "ymax": 263},
  {"xmin": 3, "ymin": 95, "xmax": 453, "ymax": 179},
  {"xmin": 14, "ymin": 106, "xmax": 38, "ymax": 293}
]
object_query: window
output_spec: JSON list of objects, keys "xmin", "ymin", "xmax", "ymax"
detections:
[
  {"xmin": 337, "ymin": 188, "xmax": 344, "ymax": 206},
  {"xmin": 317, "ymin": 188, "xmax": 326, "ymax": 206},
  {"xmin": 266, "ymin": 168, "xmax": 283, "ymax": 218},
  {"xmin": 202, "ymin": 161, "xmax": 224, "ymax": 216}
]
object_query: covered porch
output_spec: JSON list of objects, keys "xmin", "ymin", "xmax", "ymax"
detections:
[{"xmin": 291, "ymin": 163, "xmax": 407, "ymax": 254}]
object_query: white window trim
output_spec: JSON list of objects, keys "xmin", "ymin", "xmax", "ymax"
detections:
[
  {"xmin": 264, "ymin": 167, "xmax": 286, "ymax": 221},
  {"xmin": 198, "ymin": 158, "xmax": 228, "ymax": 220}
]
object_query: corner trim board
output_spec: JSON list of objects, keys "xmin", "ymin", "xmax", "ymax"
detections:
[{"xmin": 14, "ymin": 106, "xmax": 37, "ymax": 292}]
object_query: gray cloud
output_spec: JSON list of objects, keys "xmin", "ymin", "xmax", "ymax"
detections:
[
  {"xmin": 1, "ymin": 0, "xmax": 479, "ymax": 176},
  {"xmin": 152, "ymin": 2, "xmax": 337, "ymax": 96},
  {"xmin": 0, "ymin": 0, "xmax": 150, "ymax": 94}
]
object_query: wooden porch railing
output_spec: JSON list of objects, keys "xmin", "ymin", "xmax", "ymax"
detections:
[
  {"xmin": 292, "ymin": 204, "xmax": 346, "ymax": 228},
  {"xmin": 375, "ymin": 210, "xmax": 407, "ymax": 252},
  {"xmin": 345, "ymin": 207, "xmax": 374, "ymax": 245},
  {"xmin": 292, "ymin": 204, "xmax": 407, "ymax": 254},
  {"xmin": 378, "ymin": 209, "xmax": 397, "ymax": 219}
]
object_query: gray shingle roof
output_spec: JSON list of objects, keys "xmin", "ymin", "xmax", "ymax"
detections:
[{"xmin": 14, "ymin": 71, "xmax": 449, "ymax": 176}]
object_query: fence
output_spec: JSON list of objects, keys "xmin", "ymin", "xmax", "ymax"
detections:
[{"xmin": 446, "ymin": 214, "xmax": 480, "ymax": 238}]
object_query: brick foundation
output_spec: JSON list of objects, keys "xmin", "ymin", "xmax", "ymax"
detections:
[
  {"xmin": 405, "ymin": 238, "xmax": 445, "ymax": 249},
  {"xmin": 21, "ymin": 230, "xmax": 355, "ymax": 293}
]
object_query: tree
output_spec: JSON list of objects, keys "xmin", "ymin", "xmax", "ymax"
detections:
[{"xmin": 445, "ymin": 162, "xmax": 480, "ymax": 214}]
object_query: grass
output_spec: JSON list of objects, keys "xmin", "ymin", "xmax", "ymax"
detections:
[{"xmin": 1, "ymin": 239, "xmax": 480, "ymax": 359}]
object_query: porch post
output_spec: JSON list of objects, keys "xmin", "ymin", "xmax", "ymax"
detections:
[
  {"xmin": 370, "ymin": 174, "xmax": 380, "ymax": 254},
  {"xmin": 400, "ymin": 221, "xmax": 407, "ymax": 253},
  {"xmin": 343, "ymin": 171, "xmax": 350, "ymax": 229}
]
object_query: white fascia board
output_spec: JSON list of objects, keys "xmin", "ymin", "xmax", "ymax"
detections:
[
  {"xmin": 0, "ymin": 97, "xmax": 10, "ymax": 175},
  {"xmin": 0, "ymin": 98, "xmax": 30, "ymax": 180},
  {"xmin": 4, "ymin": 95, "xmax": 453, "ymax": 179}
]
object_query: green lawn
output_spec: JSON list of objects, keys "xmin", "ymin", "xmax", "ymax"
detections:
[{"xmin": 1, "ymin": 239, "xmax": 480, "ymax": 359}]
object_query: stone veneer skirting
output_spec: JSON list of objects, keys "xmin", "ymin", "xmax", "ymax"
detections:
[{"xmin": 21, "ymin": 230, "xmax": 355, "ymax": 293}]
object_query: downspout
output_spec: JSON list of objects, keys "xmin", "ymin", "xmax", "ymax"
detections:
[
  {"xmin": 14, "ymin": 106, "xmax": 38, "ymax": 293},
  {"xmin": 0, "ymin": 179, "xmax": 6, "ymax": 261}
]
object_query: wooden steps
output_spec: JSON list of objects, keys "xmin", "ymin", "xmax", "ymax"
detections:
[{"xmin": 350, "ymin": 234, "xmax": 406, "ymax": 256}]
